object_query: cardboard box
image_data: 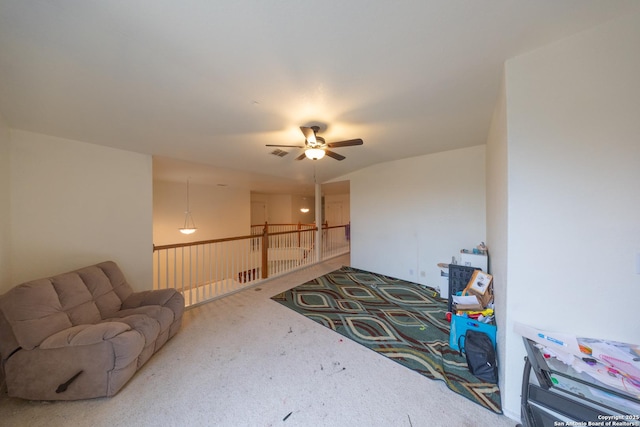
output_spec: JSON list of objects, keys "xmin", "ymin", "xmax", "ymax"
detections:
[
  {"xmin": 468, "ymin": 284, "xmax": 493, "ymax": 307},
  {"xmin": 464, "ymin": 270, "xmax": 493, "ymax": 307}
]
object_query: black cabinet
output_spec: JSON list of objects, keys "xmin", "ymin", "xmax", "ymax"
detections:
[{"xmin": 520, "ymin": 337, "xmax": 640, "ymax": 426}]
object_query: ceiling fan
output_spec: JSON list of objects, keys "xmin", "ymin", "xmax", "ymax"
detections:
[{"xmin": 266, "ymin": 126, "xmax": 363, "ymax": 160}]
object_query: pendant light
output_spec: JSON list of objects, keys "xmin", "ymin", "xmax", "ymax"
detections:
[
  {"xmin": 179, "ymin": 179, "xmax": 197, "ymax": 235},
  {"xmin": 300, "ymin": 197, "xmax": 310, "ymax": 213}
]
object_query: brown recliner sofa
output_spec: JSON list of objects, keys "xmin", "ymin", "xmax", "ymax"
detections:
[{"xmin": 0, "ymin": 261, "xmax": 184, "ymax": 400}]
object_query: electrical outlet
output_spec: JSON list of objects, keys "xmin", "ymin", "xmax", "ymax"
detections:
[
  {"xmin": 420, "ymin": 271, "xmax": 426, "ymax": 277},
  {"xmin": 409, "ymin": 269, "xmax": 414, "ymax": 276}
]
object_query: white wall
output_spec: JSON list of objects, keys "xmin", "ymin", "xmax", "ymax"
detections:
[
  {"xmin": 500, "ymin": 12, "xmax": 640, "ymax": 418},
  {"xmin": 485, "ymin": 75, "xmax": 512, "ymax": 414},
  {"xmin": 0, "ymin": 113, "xmax": 10, "ymax": 292},
  {"xmin": 348, "ymin": 145, "xmax": 486, "ymax": 288},
  {"xmin": 153, "ymin": 180, "xmax": 250, "ymax": 246},
  {"xmin": 8, "ymin": 130, "xmax": 153, "ymax": 292}
]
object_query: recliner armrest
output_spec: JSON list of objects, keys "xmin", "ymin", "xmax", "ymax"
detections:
[
  {"xmin": 122, "ymin": 289, "xmax": 179, "ymax": 308},
  {"xmin": 122, "ymin": 289, "xmax": 184, "ymax": 319}
]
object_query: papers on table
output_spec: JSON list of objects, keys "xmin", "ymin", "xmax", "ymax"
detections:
[{"xmin": 452, "ymin": 294, "xmax": 483, "ymax": 310}]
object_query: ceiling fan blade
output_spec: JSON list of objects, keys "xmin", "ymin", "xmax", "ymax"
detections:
[
  {"xmin": 295, "ymin": 153, "xmax": 307, "ymax": 161},
  {"xmin": 300, "ymin": 126, "xmax": 316, "ymax": 143},
  {"xmin": 326, "ymin": 138, "xmax": 363, "ymax": 148},
  {"xmin": 265, "ymin": 144, "xmax": 304, "ymax": 148},
  {"xmin": 324, "ymin": 150, "xmax": 345, "ymax": 161}
]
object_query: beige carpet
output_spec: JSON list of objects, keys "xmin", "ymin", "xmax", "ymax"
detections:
[{"xmin": 0, "ymin": 255, "xmax": 518, "ymax": 426}]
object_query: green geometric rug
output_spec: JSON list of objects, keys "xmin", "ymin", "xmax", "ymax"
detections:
[{"xmin": 271, "ymin": 266, "xmax": 502, "ymax": 414}]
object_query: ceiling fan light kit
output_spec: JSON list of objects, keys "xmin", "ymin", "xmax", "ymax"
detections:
[
  {"xmin": 266, "ymin": 125, "xmax": 363, "ymax": 161},
  {"xmin": 305, "ymin": 148, "xmax": 325, "ymax": 160}
]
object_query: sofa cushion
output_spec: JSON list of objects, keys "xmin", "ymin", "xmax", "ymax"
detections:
[
  {"xmin": 76, "ymin": 266, "xmax": 123, "ymax": 318},
  {"xmin": 112, "ymin": 305, "xmax": 175, "ymax": 335},
  {"xmin": 51, "ymin": 272, "xmax": 102, "ymax": 325},
  {"xmin": 40, "ymin": 322, "xmax": 131, "ymax": 349},
  {"xmin": 106, "ymin": 314, "xmax": 160, "ymax": 348},
  {"xmin": 0, "ymin": 280, "xmax": 73, "ymax": 350},
  {"xmin": 97, "ymin": 261, "xmax": 134, "ymax": 303}
]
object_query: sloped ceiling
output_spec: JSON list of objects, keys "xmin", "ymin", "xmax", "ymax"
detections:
[{"xmin": 1, "ymin": 0, "xmax": 638, "ymax": 193}]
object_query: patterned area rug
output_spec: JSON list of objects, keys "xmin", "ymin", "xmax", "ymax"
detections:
[{"xmin": 271, "ymin": 266, "xmax": 502, "ymax": 414}]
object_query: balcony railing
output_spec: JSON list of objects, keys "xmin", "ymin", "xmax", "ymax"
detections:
[{"xmin": 153, "ymin": 222, "xmax": 350, "ymax": 307}]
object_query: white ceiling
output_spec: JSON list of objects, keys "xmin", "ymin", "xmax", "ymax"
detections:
[{"xmin": 1, "ymin": 1, "xmax": 638, "ymax": 194}]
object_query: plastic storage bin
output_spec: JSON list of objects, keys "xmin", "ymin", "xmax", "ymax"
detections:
[{"xmin": 449, "ymin": 314, "xmax": 497, "ymax": 352}]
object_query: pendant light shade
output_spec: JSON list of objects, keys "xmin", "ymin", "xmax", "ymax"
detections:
[
  {"xmin": 300, "ymin": 197, "xmax": 310, "ymax": 213},
  {"xmin": 179, "ymin": 179, "xmax": 197, "ymax": 235},
  {"xmin": 304, "ymin": 148, "xmax": 325, "ymax": 160}
]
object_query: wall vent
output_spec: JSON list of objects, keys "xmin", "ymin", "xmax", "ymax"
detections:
[{"xmin": 270, "ymin": 149, "xmax": 289, "ymax": 157}]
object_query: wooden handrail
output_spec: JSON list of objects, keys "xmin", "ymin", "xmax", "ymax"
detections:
[
  {"xmin": 250, "ymin": 223, "xmax": 316, "ymax": 227},
  {"xmin": 153, "ymin": 227, "xmax": 319, "ymax": 251},
  {"xmin": 154, "ymin": 234, "xmax": 256, "ymax": 251},
  {"xmin": 324, "ymin": 224, "xmax": 346, "ymax": 230}
]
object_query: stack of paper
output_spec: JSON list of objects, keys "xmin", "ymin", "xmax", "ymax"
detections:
[{"xmin": 452, "ymin": 294, "xmax": 483, "ymax": 311}]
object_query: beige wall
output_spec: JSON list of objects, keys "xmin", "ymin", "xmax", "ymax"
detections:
[
  {"xmin": 290, "ymin": 194, "xmax": 316, "ymax": 224},
  {"xmin": 347, "ymin": 145, "xmax": 486, "ymax": 288},
  {"xmin": 265, "ymin": 194, "xmax": 292, "ymax": 223},
  {"xmin": 250, "ymin": 193, "xmax": 317, "ymax": 225},
  {"xmin": 0, "ymin": 114, "xmax": 10, "ymax": 292},
  {"xmin": 7, "ymin": 130, "xmax": 153, "ymax": 293},
  {"xmin": 249, "ymin": 191, "xmax": 349, "ymax": 227},
  {"xmin": 153, "ymin": 180, "xmax": 250, "ymax": 246}
]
